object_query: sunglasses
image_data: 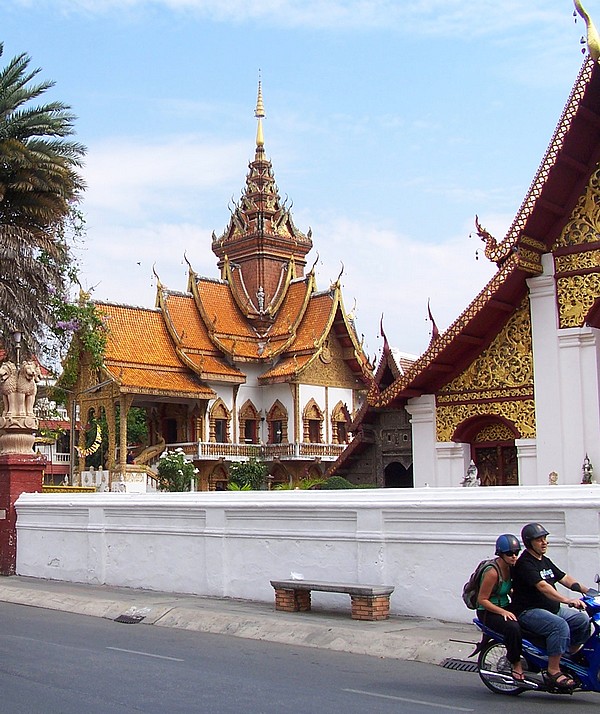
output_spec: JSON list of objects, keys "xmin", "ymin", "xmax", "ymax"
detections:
[{"xmin": 503, "ymin": 551, "xmax": 520, "ymax": 557}]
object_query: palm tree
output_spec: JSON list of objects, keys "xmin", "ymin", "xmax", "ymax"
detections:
[{"xmin": 0, "ymin": 41, "xmax": 85, "ymax": 361}]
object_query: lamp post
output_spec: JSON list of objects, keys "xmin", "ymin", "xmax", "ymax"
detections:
[
  {"xmin": 11, "ymin": 331, "xmax": 22, "ymax": 368},
  {"xmin": 68, "ymin": 379, "xmax": 113, "ymax": 486}
]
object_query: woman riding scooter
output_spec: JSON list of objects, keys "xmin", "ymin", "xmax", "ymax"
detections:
[{"xmin": 477, "ymin": 533, "xmax": 524, "ymax": 681}]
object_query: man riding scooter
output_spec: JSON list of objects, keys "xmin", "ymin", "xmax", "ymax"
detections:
[{"xmin": 511, "ymin": 523, "xmax": 591, "ymax": 690}]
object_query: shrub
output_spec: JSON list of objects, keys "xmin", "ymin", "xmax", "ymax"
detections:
[
  {"xmin": 157, "ymin": 449, "xmax": 198, "ymax": 492},
  {"xmin": 228, "ymin": 458, "xmax": 268, "ymax": 490},
  {"xmin": 320, "ymin": 475, "xmax": 356, "ymax": 490}
]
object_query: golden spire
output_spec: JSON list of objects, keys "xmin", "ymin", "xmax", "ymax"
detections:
[
  {"xmin": 574, "ymin": 0, "xmax": 600, "ymax": 62},
  {"xmin": 255, "ymin": 74, "xmax": 265, "ymax": 148}
]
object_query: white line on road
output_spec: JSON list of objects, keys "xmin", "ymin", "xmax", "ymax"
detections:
[
  {"xmin": 342, "ymin": 688, "xmax": 475, "ymax": 712},
  {"xmin": 107, "ymin": 646, "xmax": 184, "ymax": 662}
]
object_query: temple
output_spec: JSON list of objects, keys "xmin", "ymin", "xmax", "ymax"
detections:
[
  {"xmin": 67, "ymin": 83, "xmax": 372, "ymax": 490},
  {"xmin": 329, "ymin": 10, "xmax": 600, "ymax": 488}
]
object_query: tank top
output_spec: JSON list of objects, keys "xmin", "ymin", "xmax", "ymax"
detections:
[{"xmin": 476, "ymin": 563, "xmax": 511, "ymax": 610}]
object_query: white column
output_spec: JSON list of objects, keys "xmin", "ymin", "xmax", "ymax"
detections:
[
  {"xmin": 527, "ymin": 254, "xmax": 563, "ymax": 484},
  {"xmin": 405, "ymin": 394, "xmax": 437, "ymax": 487},
  {"xmin": 515, "ymin": 439, "xmax": 537, "ymax": 486},
  {"xmin": 436, "ymin": 442, "xmax": 471, "ymax": 487},
  {"xmin": 557, "ymin": 326, "xmax": 600, "ymax": 483}
]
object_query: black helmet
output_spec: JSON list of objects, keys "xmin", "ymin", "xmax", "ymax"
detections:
[
  {"xmin": 521, "ymin": 522, "xmax": 549, "ymax": 547},
  {"xmin": 495, "ymin": 533, "xmax": 520, "ymax": 555}
]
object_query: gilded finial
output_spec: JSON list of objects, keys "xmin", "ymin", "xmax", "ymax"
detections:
[
  {"xmin": 255, "ymin": 72, "xmax": 265, "ymax": 148},
  {"xmin": 574, "ymin": 0, "xmax": 600, "ymax": 62}
]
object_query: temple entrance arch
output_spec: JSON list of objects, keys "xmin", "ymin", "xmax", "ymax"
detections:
[
  {"xmin": 384, "ymin": 461, "xmax": 413, "ymax": 488},
  {"xmin": 454, "ymin": 416, "xmax": 519, "ymax": 486}
]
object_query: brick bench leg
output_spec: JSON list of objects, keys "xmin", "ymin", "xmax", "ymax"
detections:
[
  {"xmin": 351, "ymin": 595, "xmax": 390, "ymax": 621},
  {"xmin": 274, "ymin": 588, "xmax": 311, "ymax": 612}
]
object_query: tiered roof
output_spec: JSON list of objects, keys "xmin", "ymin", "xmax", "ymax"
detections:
[{"xmin": 93, "ymin": 85, "xmax": 372, "ymax": 398}]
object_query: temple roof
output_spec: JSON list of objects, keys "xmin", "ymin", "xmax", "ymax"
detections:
[
  {"xmin": 90, "ymin": 85, "xmax": 372, "ymax": 395},
  {"xmin": 375, "ymin": 53, "xmax": 600, "ymax": 408},
  {"xmin": 97, "ymin": 301, "xmax": 216, "ymax": 399},
  {"xmin": 211, "ymin": 83, "xmax": 312, "ymax": 326}
]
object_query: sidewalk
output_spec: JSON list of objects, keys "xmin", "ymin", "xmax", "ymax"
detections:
[{"xmin": 0, "ymin": 575, "xmax": 476, "ymax": 666}]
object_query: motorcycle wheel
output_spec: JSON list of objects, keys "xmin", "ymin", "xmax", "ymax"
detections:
[{"xmin": 478, "ymin": 641, "xmax": 526, "ymax": 696}]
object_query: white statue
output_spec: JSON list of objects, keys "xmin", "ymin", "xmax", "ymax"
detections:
[{"xmin": 462, "ymin": 460, "xmax": 480, "ymax": 487}]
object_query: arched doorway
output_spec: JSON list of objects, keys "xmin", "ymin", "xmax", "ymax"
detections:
[
  {"xmin": 384, "ymin": 461, "xmax": 413, "ymax": 488},
  {"xmin": 455, "ymin": 417, "xmax": 519, "ymax": 486}
]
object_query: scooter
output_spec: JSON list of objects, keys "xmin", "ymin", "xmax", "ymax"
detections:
[{"xmin": 472, "ymin": 579, "xmax": 600, "ymax": 696}]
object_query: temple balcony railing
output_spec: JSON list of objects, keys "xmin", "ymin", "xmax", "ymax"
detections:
[{"xmin": 165, "ymin": 441, "xmax": 347, "ymax": 462}]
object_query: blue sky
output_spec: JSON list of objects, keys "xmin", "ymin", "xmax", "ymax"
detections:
[{"xmin": 2, "ymin": 0, "xmax": 593, "ymax": 359}]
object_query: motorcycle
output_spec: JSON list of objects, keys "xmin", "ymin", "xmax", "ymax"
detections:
[{"xmin": 472, "ymin": 578, "xmax": 600, "ymax": 696}]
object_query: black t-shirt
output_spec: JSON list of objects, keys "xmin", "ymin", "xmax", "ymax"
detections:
[{"xmin": 512, "ymin": 550, "xmax": 566, "ymax": 615}]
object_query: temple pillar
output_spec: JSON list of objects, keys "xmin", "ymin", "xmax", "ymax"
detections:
[{"xmin": 0, "ymin": 453, "xmax": 44, "ymax": 575}]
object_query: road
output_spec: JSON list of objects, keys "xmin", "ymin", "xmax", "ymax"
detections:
[{"xmin": 0, "ymin": 602, "xmax": 597, "ymax": 713}]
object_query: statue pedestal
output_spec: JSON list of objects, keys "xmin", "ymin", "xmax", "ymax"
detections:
[{"xmin": 0, "ymin": 453, "xmax": 45, "ymax": 575}]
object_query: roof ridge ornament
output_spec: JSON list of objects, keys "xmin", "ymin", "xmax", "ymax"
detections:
[
  {"xmin": 574, "ymin": 0, "xmax": 600, "ymax": 62},
  {"xmin": 255, "ymin": 73, "xmax": 265, "ymax": 148}
]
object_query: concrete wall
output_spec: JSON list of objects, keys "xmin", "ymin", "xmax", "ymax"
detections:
[{"xmin": 15, "ymin": 485, "xmax": 600, "ymax": 622}]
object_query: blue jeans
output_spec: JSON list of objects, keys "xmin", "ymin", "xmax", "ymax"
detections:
[{"xmin": 519, "ymin": 606, "xmax": 590, "ymax": 656}]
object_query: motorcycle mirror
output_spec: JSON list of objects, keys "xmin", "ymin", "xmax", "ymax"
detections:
[{"xmin": 596, "ymin": 574, "xmax": 600, "ymax": 587}]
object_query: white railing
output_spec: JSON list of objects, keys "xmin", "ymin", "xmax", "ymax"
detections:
[{"xmin": 167, "ymin": 441, "xmax": 346, "ymax": 461}]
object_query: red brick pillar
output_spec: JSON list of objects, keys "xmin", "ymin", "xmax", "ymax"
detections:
[{"xmin": 0, "ymin": 454, "xmax": 45, "ymax": 575}]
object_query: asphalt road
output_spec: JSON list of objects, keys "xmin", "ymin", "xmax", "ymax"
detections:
[{"xmin": 0, "ymin": 602, "xmax": 598, "ymax": 713}]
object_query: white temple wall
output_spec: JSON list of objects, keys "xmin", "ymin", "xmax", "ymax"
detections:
[{"xmin": 15, "ymin": 486, "xmax": 600, "ymax": 623}]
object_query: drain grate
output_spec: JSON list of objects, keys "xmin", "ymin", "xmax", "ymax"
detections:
[
  {"xmin": 114, "ymin": 614, "xmax": 146, "ymax": 624},
  {"xmin": 441, "ymin": 658, "xmax": 478, "ymax": 672}
]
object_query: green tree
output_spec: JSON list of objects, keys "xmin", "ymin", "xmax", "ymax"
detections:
[
  {"xmin": 228, "ymin": 458, "xmax": 268, "ymax": 490},
  {"xmin": 0, "ymin": 42, "xmax": 85, "ymax": 361}
]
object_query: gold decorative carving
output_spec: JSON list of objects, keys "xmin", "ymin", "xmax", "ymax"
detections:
[
  {"xmin": 557, "ymin": 273, "xmax": 600, "ymax": 328},
  {"xmin": 474, "ymin": 422, "xmax": 515, "ymax": 443},
  {"xmin": 555, "ymin": 250, "xmax": 600, "ymax": 273},
  {"xmin": 300, "ymin": 334, "xmax": 358, "ymax": 388},
  {"xmin": 440, "ymin": 299, "xmax": 533, "ymax": 394},
  {"xmin": 436, "ymin": 399, "xmax": 535, "ymax": 442},
  {"xmin": 437, "ymin": 386, "xmax": 532, "ymax": 404},
  {"xmin": 555, "ymin": 164, "xmax": 600, "ymax": 247}
]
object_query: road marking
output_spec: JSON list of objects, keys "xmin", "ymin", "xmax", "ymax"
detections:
[
  {"xmin": 342, "ymin": 689, "xmax": 474, "ymax": 712},
  {"xmin": 107, "ymin": 646, "xmax": 184, "ymax": 662}
]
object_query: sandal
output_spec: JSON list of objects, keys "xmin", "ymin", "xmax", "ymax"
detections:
[
  {"xmin": 545, "ymin": 671, "xmax": 576, "ymax": 689},
  {"xmin": 511, "ymin": 669, "xmax": 526, "ymax": 682}
]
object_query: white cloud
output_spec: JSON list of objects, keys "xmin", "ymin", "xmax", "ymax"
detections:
[
  {"xmin": 83, "ymin": 135, "xmax": 248, "ymax": 220},
  {"xmin": 11, "ymin": 0, "xmax": 570, "ymax": 36},
  {"xmin": 305, "ymin": 215, "xmax": 498, "ymax": 358}
]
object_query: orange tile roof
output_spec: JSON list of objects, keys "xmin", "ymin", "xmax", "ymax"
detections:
[
  {"xmin": 259, "ymin": 353, "xmax": 313, "ymax": 381},
  {"xmin": 288, "ymin": 292, "xmax": 335, "ymax": 352},
  {"xmin": 269, "ymin": 278, "xmax": 312, "ymax": 339},
  {"xmin": 163, "ymin": 293, "xmax": 214, "ymax": 350},
  {"xmin": 195, "ymin": 279, "xmax": 257, "ymax": 339},
  {"xmin": 104, "ymin": 365, "xmax": 214, "ymax": 398},
  {"xmin": 97, "ymin": 302, "xmax": 215, "ymax": 398}
]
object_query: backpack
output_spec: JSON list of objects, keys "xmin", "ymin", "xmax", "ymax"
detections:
[{"xmin": 462, "ymin": 558, "xmax": 501, "ymax": 610}]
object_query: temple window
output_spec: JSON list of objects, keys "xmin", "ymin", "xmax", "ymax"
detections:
[
  {"xmin": 209, "ymin": 399, "xmax": 231, "ymax": 444},
  {"xmin": 239, "ymin": 399, "xmax": 260, "ymax": 444},
  {"xmin": 267, "ymin": 400, "xmax": 288, "ymax": 444},
  {"xmin": 331, "ymin": 401, "xmax": 349, "ymax": 444},
  {"xmin": 303, "ymin": 399, "xmax": 323, "ymax": 444}
]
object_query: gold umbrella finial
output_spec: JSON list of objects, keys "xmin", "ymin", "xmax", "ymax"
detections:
[{"xmin": 255, "ymin": 71, "xmax": 265, "ymax": 147}]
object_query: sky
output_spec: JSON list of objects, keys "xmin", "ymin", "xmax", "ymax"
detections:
[{"xmin": 1, "ymin": 0, "xmax": 595, "ymax": 361}]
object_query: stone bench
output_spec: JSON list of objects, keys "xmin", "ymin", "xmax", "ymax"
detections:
[{"xmin": 270, "ymin": 579, "xmax": 395, "ymax": 621}]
